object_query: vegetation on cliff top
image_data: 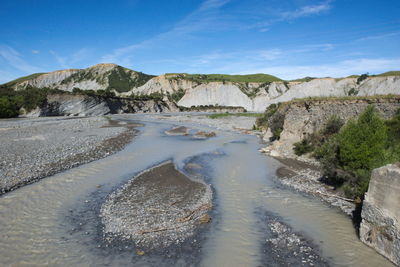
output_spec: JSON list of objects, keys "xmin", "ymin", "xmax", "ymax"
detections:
[
  {"xmin": 3, "ymin": 73, "xmax": 47, "ymax": 87},
  {"xmin": 165, "ymin": 73, "xmax": 282, "ymax": 83}
]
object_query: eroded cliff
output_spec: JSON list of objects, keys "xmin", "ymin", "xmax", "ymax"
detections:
[
  {"xmin": 4, "ymin": 64, "xmax": 399, "ymax": 112},
  {"xmin": 260, "ymin": 97, "xmax": 400, "ymax": 158}
]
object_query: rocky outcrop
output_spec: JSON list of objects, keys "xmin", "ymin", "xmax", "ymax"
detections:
[
  {"xmin": 26, "ymin": 94, "xmax": 178, "ymax": 117},
  {"xmin": 263, "ymin": 97, "xmax": 400, "ymax": 157},
  {"xmin": 360, "ymin": 163, "xmax": 400, "ymax": 266}
]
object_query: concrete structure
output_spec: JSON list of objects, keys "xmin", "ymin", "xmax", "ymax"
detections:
[{"xmin": 360, "ymin": 163, "xmax": 400, "ymax": 266}]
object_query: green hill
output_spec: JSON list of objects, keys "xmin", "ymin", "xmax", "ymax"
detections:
[
  {"xmin": 3, "ymin": 73, "xmax": 46, "ymax": 87},
  {"xmin": 165, "ymin": 73, "xmax": 282, "ymax": 83},
  {"xmin": 376, "ymin": 71, "xmax": 400, "ymax": 77}
]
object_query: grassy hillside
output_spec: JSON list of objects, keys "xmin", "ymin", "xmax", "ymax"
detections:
[
  {"xmin": 61, "ymin": 65, "xmax": 155, "ymax": 93},
  {"xmin": 3, "ymin": 73, "xmax": 46, "ymax": 87},
  {"xmin": 165, "ymin": 73, "xmax": 282, "ymax": 83},
  {"xmin": 290, "ymin": 76, "xmax": 316, "ymax": 82},
  {"xmin": 375, "ymin": 71, "xmax": 400, "ymax": 77}
]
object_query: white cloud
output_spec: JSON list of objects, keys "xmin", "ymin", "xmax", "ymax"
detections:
[
  {"xmin": 32, "ymin": 50, "xmax": 40, "ymax": 54},
  {"xmin": 0, "ymin": 45, "xmax": 43, "ymax": 73}
]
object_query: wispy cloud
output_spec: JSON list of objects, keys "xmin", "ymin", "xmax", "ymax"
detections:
[
  {"xmin": 237, "ymin": 58, "xmax": 400, "ymax": 79},
  {"xmin": 149, "ymin": 44, "xmax": 335, "ymax": 73},
  {"xmin": 0, "ymin": 45, "xmax": 43, "ymax": 74},
  {"xmin": 280, "ymin": 1, "xmax": 332, "ymax": 20},
  {"xmin": 50, "ymin": 48, "xmax": 92, "ymax": 69},
  {"xmin": 101, "ymin": 0, "xmax": 231, "ymax": 66},
  {"xmin": 251, "ymin": 1, "xmax": 334, "ymax": 31},
  {"xmin": 357, "ymin": 31, "xmax": 400, "ymax": 41},
  {"xmin": 31, "ymin": 50, "xmax": 40, "ymax": 54}
]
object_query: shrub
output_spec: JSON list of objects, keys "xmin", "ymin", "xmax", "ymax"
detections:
[
  {"xmin": 256, "ymin": 103, "xmax": 279, "ymax": 128},
  {"xmin": 338, "ymin": 106, "xmax": 387, "ymax": 171},
  {"xmin": 168, "ymin": 89, "xmax": 185, "ymax": 102},
  {"xmin": 293, "ymin": 138, "xmax": 314, "ymax": 156},
  {"xmin": 269, "ymin": 112, "xmax": 285, "ymax": 141},
  {"xmin": 323, "ymin": 115, "xmax": 344, "ymax": 136},
  {"xmin": 356, "ymin": 73, "xmax": 369, "ymax": 84},
  {"xmin": 0, "ymin": 96, "xmax": 19, "ymax": 118},
  {"xmin": 347, "ymin": 88, "xmax": 359, "ymax": 96}
]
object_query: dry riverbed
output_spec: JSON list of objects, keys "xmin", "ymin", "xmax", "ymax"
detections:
[{"xmin": 0, "ymin": 116, "xmax": 137, "ymax": 194}]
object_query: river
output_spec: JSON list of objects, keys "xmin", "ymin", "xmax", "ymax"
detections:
[{"xmin": 0, "ymin": 114, "xmax": 393, "ymax": 266}]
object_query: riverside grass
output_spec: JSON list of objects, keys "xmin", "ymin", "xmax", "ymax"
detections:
[{"xmin": 207, "ymin": 112, "xmax": 262, "ymax": 119}]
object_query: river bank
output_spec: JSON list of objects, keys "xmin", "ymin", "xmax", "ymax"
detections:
[{"xmin": 0, "ymin": 116, "xmax": 137, "ymax": 194}]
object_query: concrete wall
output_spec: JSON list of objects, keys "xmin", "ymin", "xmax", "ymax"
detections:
[{"xmin": 360, "ymin": 163, "xmax": 400, "ymax": 266}]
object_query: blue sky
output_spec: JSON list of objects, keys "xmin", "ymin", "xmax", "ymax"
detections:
[{"xmin": 0, "ymin": 0, "xmax": 399, "ymax": 83}]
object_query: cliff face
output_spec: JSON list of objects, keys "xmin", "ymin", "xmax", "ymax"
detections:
[
  {"xmin": 263, "ymin": 98, "xmax": 400, "ymax": 157},
  {"xmin": 128, "ymin": 75, "xmax": 199, "ymax": 95},
  {"xmin": 360, "ymin": 163, "xmax": 400, "ymax": 266},
  {"xmin": 25, "ymin": 94, "xmax": 178, "ymax": 117},
  {"xmin": 5, "ymin": 64, "xmax": 400, "ymax": 112}
]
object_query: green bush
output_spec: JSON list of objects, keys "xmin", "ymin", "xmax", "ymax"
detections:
[
  {"xmin": 256, "ymin": 103, "xmax": 285, "ymax": 141},
  {"xmin": 347, "ymin": 88, "xmax": 359, "ymax": 96},
  {"xmin": 168, "ymin": 89, "xmax": 185, "ymax": 102},
  {"xmin": 293, "ymin": 138, "xmax": 314, "ymax": 156},
  {"xmin": 0, "ymin": 96, "xmax": 20, "ymax": 118},
  {"xmin": 292, "ymin": 106, "xmax": 400, "ymax": 199},
  {"xmin": 338, "ymin": 106, "xmax": 387, "ymax": 171},
  {"xmin": 323, "ymin": 115, "xmax": 344, "ymax": 136},
  {"xmin": 256, "ymin": 103, "xmax": 279, "ymax": 127},
  {"xmin": 356, "ymin": 73, "xmax": 369, "ymax": 84}
]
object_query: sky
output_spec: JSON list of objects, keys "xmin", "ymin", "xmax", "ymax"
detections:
[{"xmin": 0, "ymin": 0, "xmax": 399, "ymax": 83}]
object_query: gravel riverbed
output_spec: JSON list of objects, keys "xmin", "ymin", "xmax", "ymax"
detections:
[
  {"xmin": 100, "ymin": 161, "xmax": 212, "ymax": 250},
  {"xmin": 0, "ymin": 116, "xmax": 137, "ymax": 194}
]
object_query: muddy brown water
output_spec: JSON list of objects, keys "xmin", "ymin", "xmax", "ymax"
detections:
[{"xmin": 0, "ymin": 114, "xmax": 394, "ymax": 266}]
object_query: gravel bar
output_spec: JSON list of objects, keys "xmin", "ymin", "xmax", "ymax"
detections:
[
  {"xmin": 100, "ymin": 161, "xmax": 212, "ymax": 249},
  {"xmin": 0, "ymin": 116, "xmax": 137, "ymax": 194}
]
